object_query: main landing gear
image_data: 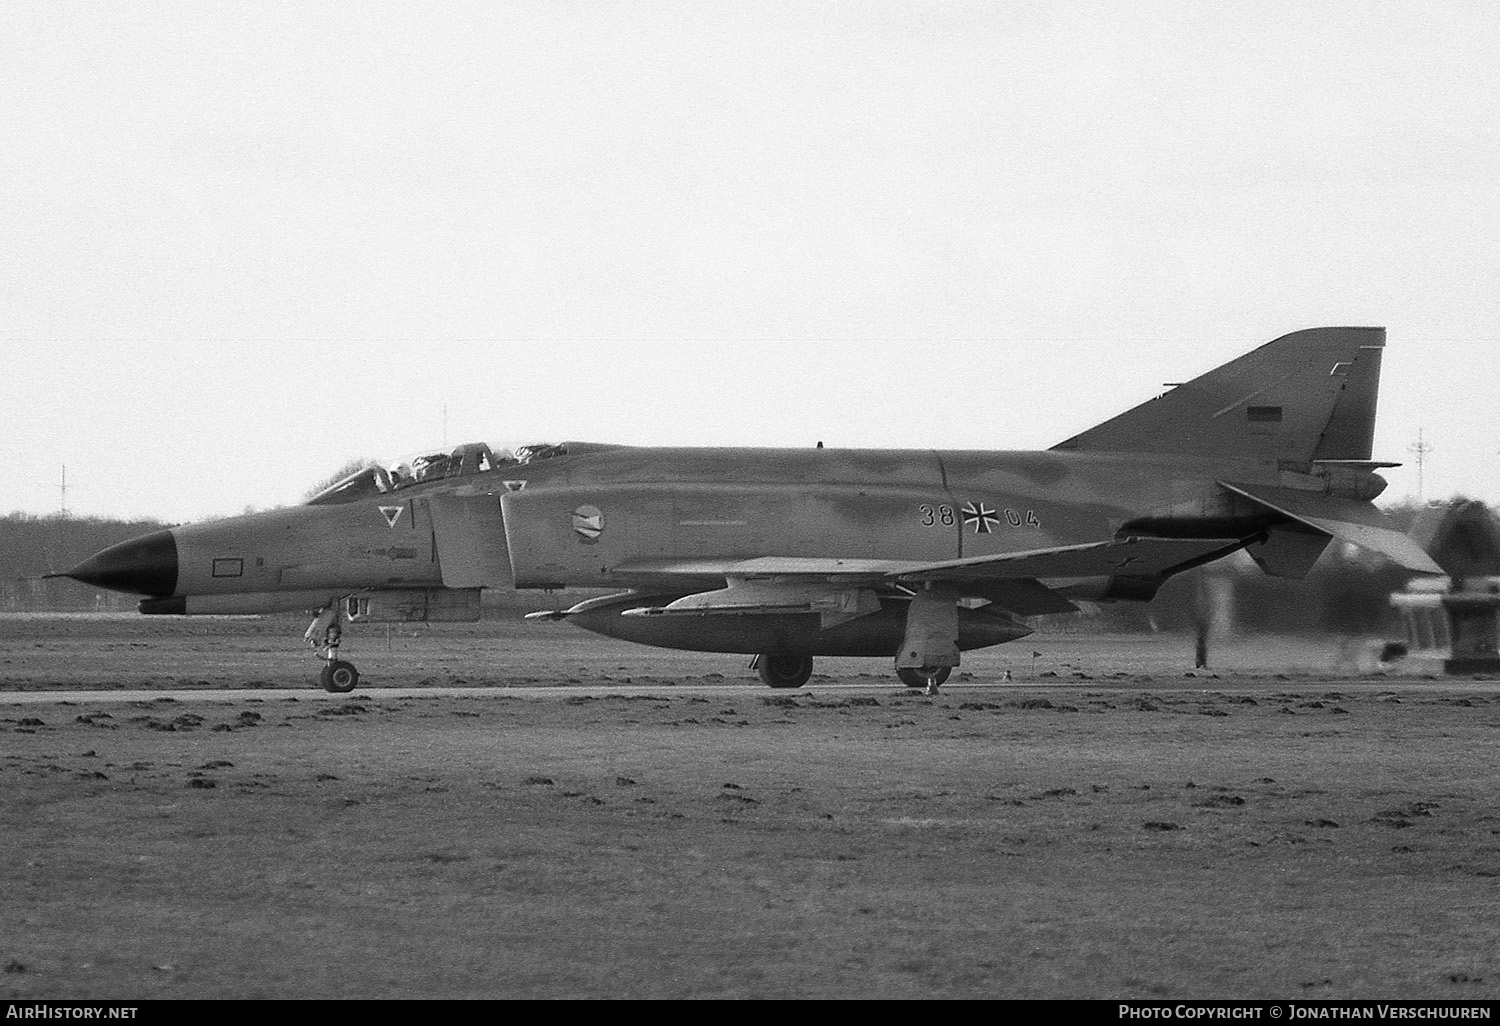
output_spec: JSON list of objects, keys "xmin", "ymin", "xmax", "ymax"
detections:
[
  {"xmin": 306, "ymin": 604, "xmax": 360, "ymax": 693},
  {"xmin": 897, "ymin": 666, "xmax": 951, "ymax": 695},
  {"xmin": 750, "ymin": 655, "xmax": 951, "ymax": 695},
  {"xmin": 753, "ymin": 653, "xmax": 814, "ymax": 689}
]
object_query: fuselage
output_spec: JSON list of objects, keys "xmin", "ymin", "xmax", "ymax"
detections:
[
  {"xmin": 496, "ymin": 444, "xmax": 1272, "ymax": 589},
  {"xmin": 104, "ymin": 442, "xmax": 1301, "ymax": 608}
]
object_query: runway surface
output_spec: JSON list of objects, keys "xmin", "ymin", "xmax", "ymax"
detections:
[
  {"xmin": 0, "ymin": 674, "xmax": 1491, "ymax": 705},
  {"xmin": 5, "ymin": 616, "xmax": 1500, "ymax": 998}
]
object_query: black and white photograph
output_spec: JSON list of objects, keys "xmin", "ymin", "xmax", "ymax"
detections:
[{"xmin": 3, "ymin": 0, "xmax": 1499, "ymax": 1004}]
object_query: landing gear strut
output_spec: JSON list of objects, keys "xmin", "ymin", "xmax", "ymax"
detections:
[
  {"xmin": 753, "ymin": 653, "xmax": 813, "ymax": 689},
  {"xmin": 306, "ymin": 604, "xmax": 360, "ymax": 693},
  {"xmin": 897, "ymin": 666, "xmax": 951, "ymax": 695},
  {"xmin": 896, "ymin": 583, "xmax": 960, "ymax": 696}
]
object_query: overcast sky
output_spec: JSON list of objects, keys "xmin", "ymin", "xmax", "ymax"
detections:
[{"xmin": 2, "ymin": 1, "xmax": 1496, "ymax": 523}]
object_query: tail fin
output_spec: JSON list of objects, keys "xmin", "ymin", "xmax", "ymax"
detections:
[{"xmin": 1052, "ymin": 326, "xmax": 1386, "ymax": 463}]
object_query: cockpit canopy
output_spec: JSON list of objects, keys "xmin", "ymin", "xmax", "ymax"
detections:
[
  {"xmin": 306, "ymin": 442, "xmax": 504, "ymax": 506},
  {"xmin": 305, "ymin": 441, "xmax": 573, "ymax": 506}
]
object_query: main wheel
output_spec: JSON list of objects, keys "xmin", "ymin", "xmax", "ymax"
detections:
[
  {"xmin": 320, "ymin": 660, "xmax": 360, "ymax": 694},
  {"xmin": 758, "ymin": 654, "xmax": 813, "ymax": 689},
  {"xmin": 897, "ymin": 666, "xmax": 951, "ymax": 689}
]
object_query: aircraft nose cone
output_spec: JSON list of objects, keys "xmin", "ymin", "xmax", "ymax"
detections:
[{"xmin": 65, "ymin": 530, "xmax": 179, "ymax": 597}]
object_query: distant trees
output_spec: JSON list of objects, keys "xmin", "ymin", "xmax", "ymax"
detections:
[
  {"xmin": 0, "ymin": 512, "xmax": 168, "ymax": 611},
  {"xmin": 301, "ymin": 458, "xmax": 378, "ymax": 503}
]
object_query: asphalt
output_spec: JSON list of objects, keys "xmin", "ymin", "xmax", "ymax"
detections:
[{"xmin": 1, "ymin": 675, "xmax": 1492, "ymax": 705}]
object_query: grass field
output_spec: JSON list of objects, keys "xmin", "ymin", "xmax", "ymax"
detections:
[{"xmin": 1, "ymin": 614, "xmax": 1497, "ymax": 999}]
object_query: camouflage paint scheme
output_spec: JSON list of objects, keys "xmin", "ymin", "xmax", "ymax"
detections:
[{"xmin": 63, "ymin": 327, "xmax": 1440, "ymax": 690}]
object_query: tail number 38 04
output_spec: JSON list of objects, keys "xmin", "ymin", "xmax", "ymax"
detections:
[{"xmin": 919, "ymin": 503, "xmax": 1040, "ymax": 532}]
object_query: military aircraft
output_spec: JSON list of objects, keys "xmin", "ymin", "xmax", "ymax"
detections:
[{"xmin": 58, "ymin": 326, "xmax": 1440, "ymax": 694}]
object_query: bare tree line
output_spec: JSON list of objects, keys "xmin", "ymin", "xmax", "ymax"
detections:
[{"xmin": 0, "ymin": 512, "xmax": 168, "ymax": 611}]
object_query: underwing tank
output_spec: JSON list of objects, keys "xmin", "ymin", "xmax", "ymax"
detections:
[{"xmin": 563, "ymin": 592, "xmax": 1032, "ymax": 656}]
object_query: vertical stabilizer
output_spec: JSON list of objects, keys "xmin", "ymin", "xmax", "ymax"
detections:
[{"xmin": 1052, "ymin": 327, "xmax": 1386, "ymax": 463}]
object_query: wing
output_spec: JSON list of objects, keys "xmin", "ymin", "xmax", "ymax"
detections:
[
  {"xmin": 607, "ymin": 536, "xmax": 1245, "ymax": 621},
  {"xmin": 615, "ymin": 536, "xmax": 1243, "ymax": 586},
  {"xmin": 890, "ymin": 536, "xmax": 1246, "ymax": 583}
]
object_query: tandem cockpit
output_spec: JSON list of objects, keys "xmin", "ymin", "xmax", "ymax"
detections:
[{"xmin": 305, "ymin": 441, "xmax": 575, "ymax": 506}]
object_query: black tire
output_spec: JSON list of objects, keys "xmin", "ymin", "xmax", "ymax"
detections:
[
  {"xmin": 897, "ymin": 666, "xmax": 951, "ymax": 689},
  {"xmin": 320, "ymin": 660, "xmax": 360, "ymax": 693},
  {"xmin": 758, "ymin": 654, "xmax": 813, "ymax": 689}
]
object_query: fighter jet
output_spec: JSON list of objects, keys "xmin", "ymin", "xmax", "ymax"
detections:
[{"xmin": 59, "ymin": 326, "xmax": 1439, "ymax": 694}]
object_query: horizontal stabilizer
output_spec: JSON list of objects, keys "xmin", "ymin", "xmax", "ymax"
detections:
[
  {"xmin": 1408, "ymin": 500, "xmax": 1500, "ymax": 579},
  {"xmin": 1219, "ymin": 481, "xmax": 1443, "ymax": 574},
  {"xmin": 1313, "ymin": 460, "xmax": 1402, "ymax": 471}
]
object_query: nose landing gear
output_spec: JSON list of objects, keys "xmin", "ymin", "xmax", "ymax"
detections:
[{"xmin": 306, "ymin": 604, "xmax": 361, "ymax": 693}]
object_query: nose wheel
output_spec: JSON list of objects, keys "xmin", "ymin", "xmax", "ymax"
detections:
[
  {"xmin": 320, "ymin": 659, "xmax": 360, "ymax": 693},
  {"xmin": 306, "ymin": 604, "xmax": 362, "ymax": 693}
]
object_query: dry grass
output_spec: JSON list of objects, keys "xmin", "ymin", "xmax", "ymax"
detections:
[{"xmin": 1, "ymin": 614, "xmax": 1497, "ymax": 999}]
